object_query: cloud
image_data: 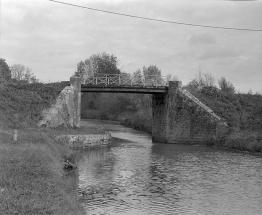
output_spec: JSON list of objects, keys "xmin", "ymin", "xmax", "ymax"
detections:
[
  {"xmin": 198, "ymin": 47, "xmax": 240, "ymax": 60},
  {"xmin": 189, "ymin": 33, "xmax": 216, "ymax": 46},
  {"xmin": 1, "ymin": 0, "xmax": 261, "ymax": 92}
]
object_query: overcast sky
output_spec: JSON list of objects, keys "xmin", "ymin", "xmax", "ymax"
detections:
[{"xmin": 1, "ymin": 0, "xmax": 261, "ymax": 92}]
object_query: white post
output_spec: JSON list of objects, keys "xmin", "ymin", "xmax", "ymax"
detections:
[{"xmin": 13, "ymin": 130, "xmax": 17, "ymax": 141}]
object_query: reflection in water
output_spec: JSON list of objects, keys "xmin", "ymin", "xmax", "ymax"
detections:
[{"xmin": 77, "ymin": 120, "xmax": 262, "ymax": 215}]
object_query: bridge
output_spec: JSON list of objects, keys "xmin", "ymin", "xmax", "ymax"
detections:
[
  {"xmin": 81, "ymin": 74, "xmax": 168, "ymax": 94},
  {"xmin": 39, "ymin": 75, "xmax": 227, "ymax": 144}
]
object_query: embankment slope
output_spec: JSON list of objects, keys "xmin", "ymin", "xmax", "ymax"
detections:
[
  {"xmin": 188, "ymin": 88, "xmax": 262, "ymax": 152},
  {"xmin": 0, "ymin": 82, "xmax": 85, "ymax": 215}
]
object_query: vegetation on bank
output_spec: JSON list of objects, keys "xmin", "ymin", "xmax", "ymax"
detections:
[
  {"xmin": 0, "ymin": 58, "xmax": 85, "ymax": 215},
  {"xmin": 81, "ymin": 92, "xmax": 153, "ymax": 133},
  {"xmin": 0, "ymin": 129, "xmax": 84, "ymax": 215},
  {"xmin": 185, "ymin": 72, "xmax": 262, "ymax": 152},
  {"xmin": 0, "ymin": 82, "xmax": 65, "ymax": 129}
]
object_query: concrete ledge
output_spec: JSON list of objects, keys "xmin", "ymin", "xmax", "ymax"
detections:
[{"xmin": 56, "ymin": 133, "xmax": 111, "ymax": 149}]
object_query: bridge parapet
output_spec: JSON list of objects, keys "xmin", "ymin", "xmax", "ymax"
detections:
[{"xmin": 83, "ymin": 74, "xmax": 168, "ymax": 88}]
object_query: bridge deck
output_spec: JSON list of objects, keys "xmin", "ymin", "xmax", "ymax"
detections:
[{"xmin": 81, "ymin": 86, "xmax": 168, "ymax": 94}]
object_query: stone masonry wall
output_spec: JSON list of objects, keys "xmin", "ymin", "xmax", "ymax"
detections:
[
  {"xmin": 152, "ymin": 93, "xmax": 167, "ymax": 142},
  {"xmin": 37, "ymin": 76, "xmax": 81, "ymax": 128},
  {"xmin": 152, "ymin": 81, "xmax": 228, "ymax": 144}
]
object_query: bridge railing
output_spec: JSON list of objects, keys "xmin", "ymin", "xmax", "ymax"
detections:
[{"xmin": 83, "ymin": 74, "xmax": 168, "ymax": 88}]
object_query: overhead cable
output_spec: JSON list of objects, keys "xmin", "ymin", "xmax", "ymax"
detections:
[{"xmin": 48, "ymin": 0, "xmax": 262, "ymax": 32}]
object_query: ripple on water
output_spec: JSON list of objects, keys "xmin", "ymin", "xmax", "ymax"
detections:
[{"xmin": 78, "ymin": 120, "xmax": 262, "ymax": 215}]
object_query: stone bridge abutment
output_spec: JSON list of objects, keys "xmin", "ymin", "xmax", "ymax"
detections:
[{"xmin": 152, "ymin": 81, "xmax": 224, "ymax": 144}]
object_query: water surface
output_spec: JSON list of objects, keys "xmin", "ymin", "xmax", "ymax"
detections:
[{"xmin": 77, "ymin": 119, "xmax": 262, "ymax": 215}]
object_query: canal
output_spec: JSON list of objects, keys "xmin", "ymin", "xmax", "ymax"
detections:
[{"xmin": 76, "ymin": 119, "xmax": 262, "ymax": 215}]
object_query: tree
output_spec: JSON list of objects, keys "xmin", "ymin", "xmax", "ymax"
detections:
[
  {"xmin": 202, "ymin": 73, "xmax": 215, "ymax": 87},
  {"xmin": 0, "ymin": 58, "xmax": 11, "ymax": 82},
  {"xmin": 94, "ymin": 53, "xmax": 120, "ymax": 75},
  {"xmin": 218, "ymin": 77, "xmax": 235, "ymax": 93},
  {"xmin": 132, "ymin": 69, "xmax": 143, "ymax": 85},
  {"xmin": 142, "ymin": 65, "xmax": 162, "ymax": 86},
  {"xmin": 142, "ymin": 65, "xmax": 161, "ymax": 77},
  {"xmin": 75, "ymin": 52, "xmax": 121, "ymax": 81},
  {"xmin": 11, "ymin": 64, "xmax": 39, "ymax": 83},
  {"xmin": 75, "ymin": 61, "xmax": 86, "ymax": 82},
  {"xmin": 166, "ymin": 74, "xmax": 178, "ymax": 82},
  {"xmin": 188, "ymin": 72, "xmax": 215, "ymax": 89}
]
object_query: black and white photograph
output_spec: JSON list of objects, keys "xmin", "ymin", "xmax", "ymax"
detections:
[{"xmin": 0, "ymin": 0, "xmax": 262, "ymax": 214}]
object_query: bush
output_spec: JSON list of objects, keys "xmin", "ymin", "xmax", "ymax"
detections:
[
  {"xmin": 222, "ymin": 131, "xmax": 262, "ymax": 152},
  {"xmin": 218, "ymin": 77, "xmax": 235, "ymax": 93},
  {"xmin": 0, "ymin": 58, "xmax": 11, "ymax": 82}
]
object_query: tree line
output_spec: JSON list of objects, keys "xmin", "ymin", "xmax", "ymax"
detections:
[{"xmin": 0, "ymin": 58, "xmax": 39, "ymax": 83}]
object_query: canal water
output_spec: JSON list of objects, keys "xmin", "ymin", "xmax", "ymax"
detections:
[{"xmin": 76, "ymin": 119, "xmax": 262, "ymax": 215}]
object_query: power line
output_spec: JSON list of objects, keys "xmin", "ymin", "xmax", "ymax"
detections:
[
  {"xmin": 48, "ymin": 0, "xmax": 262, "ymax": 32},
  {"xmin": 0, "ymin": 0, "xmax": 2, "ymax": 58}
]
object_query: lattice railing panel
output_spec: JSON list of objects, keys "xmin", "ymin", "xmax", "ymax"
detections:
[{"xmin": 83, "ymin": 74, "xmax": 168, "ymax": 88}]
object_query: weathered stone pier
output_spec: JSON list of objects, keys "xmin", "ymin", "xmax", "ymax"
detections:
[{"xmin": 152, "ymin": 81, "xmax": 226, "ymax": 144}]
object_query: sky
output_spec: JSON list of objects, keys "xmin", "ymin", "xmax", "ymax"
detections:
[{"xmin": 0, "ymin": 0, "xmax": 261, "ymax": 92}]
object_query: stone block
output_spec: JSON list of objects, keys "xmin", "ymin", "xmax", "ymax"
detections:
[{"xmin": 55, "ymin": 133, "xmax": 111, "ymax": 149}]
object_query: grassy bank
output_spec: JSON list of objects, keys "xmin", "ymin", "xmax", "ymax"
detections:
[
  {"xmin": 0, "ymin": 82, "xmax": 65, "ymax": 129},
  {"xmin": 119, "ymin": 113, "xmax": 152, "ymax": 134},
  {"xmin": 187, "ymin": 87, "xmax": 262, "ymax": 152},
  {"xmin": 0, "ymin": 82, "xmax": 86, "ymax": 215},
  {"xmin": 0, "ymin": 129, "xmax": 85, "ymax": 215},
  {"xmin": 209, "ymin": 131, "xmax": 262, "ymax": 153}
]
